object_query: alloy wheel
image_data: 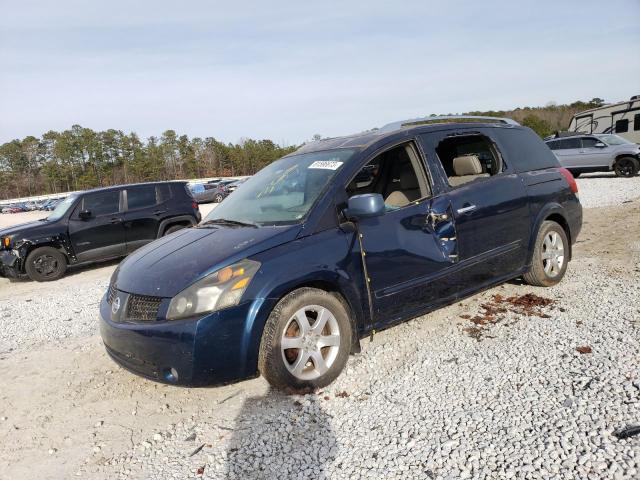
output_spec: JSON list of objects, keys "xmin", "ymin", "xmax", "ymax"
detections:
[
  {"xmin": 542, "ymin": 231, "xmax": 564, "ymax": 277},
  {"xmin": 281, "ymin": 305, "xmax": 341, "ymax": 380}
]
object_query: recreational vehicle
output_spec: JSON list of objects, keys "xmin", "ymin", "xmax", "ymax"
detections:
[{"xmin": 568, "ymin": 96, "xmax": 640, "ymax": 143}]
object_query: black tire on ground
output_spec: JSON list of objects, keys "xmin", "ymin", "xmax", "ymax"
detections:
[
  {"xmin": 163, "ymin": 224, "xmax": 186, "ymax": 236},
  {"xmin": 214, "ymin": 193, "xmax": 224, "ymax": 203},
  {"xmin": 258, "ymin": 287, "xmax": 353, "ymax": 392},
  {"xmin": 523, "ymin": 220, "xmax": 569, "ymax": 287},
  {"xmin": 24, "ymin": 246, "xmax": 67, "ymax": 282},
  {"xmin": 613, "ymin": 156, "xmax": 640, "ymax": 178}
]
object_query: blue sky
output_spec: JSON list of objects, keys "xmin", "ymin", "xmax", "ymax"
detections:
[{"xmin": 1, "ymin": 0, "xmax": 639, "ymax": 145}]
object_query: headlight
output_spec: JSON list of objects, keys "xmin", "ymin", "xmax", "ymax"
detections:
[{"xmin": 166, "ymin": 259, "xmax": 260, "ymax": 320}]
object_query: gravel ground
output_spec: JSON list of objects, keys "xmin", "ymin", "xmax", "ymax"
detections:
[
  {"xmin": 576, "ymin": 173, "xmax": 640, "ymax": 208},
  {"xmin": 0, "ymin": 179, "xmax": 638, "ymax": 479}
]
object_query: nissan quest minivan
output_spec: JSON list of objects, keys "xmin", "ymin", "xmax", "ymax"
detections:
[{"xmin": 100, "ymin": 116, "xmax": 582, "ymax": 391}]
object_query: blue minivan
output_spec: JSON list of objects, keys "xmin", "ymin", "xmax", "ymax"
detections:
[{"xmin": 100, "ymin": 116, "xmax": 582, "ymax": 390}]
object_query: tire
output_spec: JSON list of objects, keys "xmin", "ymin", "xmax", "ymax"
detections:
[
  {"xmin": 523, "ymin": 221, "xmax": 569, "ymax": 287},
  {"xmin": 163, "ymin": 224, "xmax": 186, "ymax": 236},
  {"xmin": 258, "ymin": 287, "xmax": 353, "ymax": 392},
  {"xmin": 24, "ymin": 246, "xmax": 67, "ymax": 282},
  {"xmin": 570, "ymin": 171, "xmax": 581, "ymax": 178},
  {"xmin": 613, "ymin": 156, "xmax": 639, "ymax": 178},
  {"xmin": 214, "ymin": 193, "xmax": 224, "ymax": 203}
]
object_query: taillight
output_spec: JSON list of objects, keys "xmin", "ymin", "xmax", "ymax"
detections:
[
  {"xmin": 558, "ymin": 168, "xmax": 578, "ymax": 195},
  {"xmin": 192, "ymin": 201, "xmax": 199, "ymax": 210}
]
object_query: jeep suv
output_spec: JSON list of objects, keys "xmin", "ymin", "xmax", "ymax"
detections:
[
  {"xmin": 0, "ymin": 181, "xmax": 201, "ymax": 281},
  {"xmin": 545, "ymin": 133, "xmax": 640, "ymax": 177},
  {"xmin": 100, "ymin": 117, "xmax": 582, "ymax": 391}
]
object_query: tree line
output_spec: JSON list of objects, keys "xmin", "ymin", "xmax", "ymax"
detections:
[
  {"xmin": 0, "ymin": 98, "xmax": 606, "ymax": 199},
  {"xmin": 0, "ymin": 127, "xmax": 297, "ymax": 199}
]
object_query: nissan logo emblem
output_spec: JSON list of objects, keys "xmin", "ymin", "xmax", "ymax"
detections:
[{"xmin": 112, "ymin": 296, "xmax": 121, "ymax": 315}]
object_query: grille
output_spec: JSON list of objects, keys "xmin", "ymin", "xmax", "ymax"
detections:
[
  {"xmin": 107, "ymin": 283, "xmax": 117, "ymax": 304},
  {"xmin": 126, "ymin": 294, "xmax": 162, "ymax": 322}
]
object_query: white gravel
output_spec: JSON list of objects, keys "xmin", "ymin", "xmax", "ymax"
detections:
[{"xmin": 576, "ymin": 173, "xmax": 640, "ymax": 208}]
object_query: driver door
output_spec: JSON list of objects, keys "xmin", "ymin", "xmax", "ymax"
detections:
[
  {"xmin": 68, "ymin": 190, "xmax": 126, "ymax": 263},
  {"xmin": 347, "ymin": 142, "xmax": 460, "ymax": 327}
]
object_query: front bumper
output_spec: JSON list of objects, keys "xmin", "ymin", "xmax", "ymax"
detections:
[
  {"xmin": 0, "ymin": 250, "xmax": 21, "ymax": 278},
  {"xmin": 99, "ymin": 291, "xmax": 263, "ymax": 386}
]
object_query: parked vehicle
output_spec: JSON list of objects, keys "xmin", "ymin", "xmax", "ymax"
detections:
[
  {"xmin": 100, "ymin": 116, "xmax": 582, "ymax": 391},
  {"xmin": 567, "ymin": 95, "xmax": 640, "ymax": 144},
  {"xmin": 545, "ymin": 133, "xmax": 640, "ymax": 177},
  {"xmin": 193, "ymin": 179, "xmax": 238, "ymax": 203},
  {"xmin": 0, "ymin": 182, "xmax": 201, "ymax": 281}
]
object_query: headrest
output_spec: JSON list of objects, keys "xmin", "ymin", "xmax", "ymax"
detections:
[
  {"xmin": 453, "ymin": 155, "xmax": 483, "ymax": 176},
  {"xmin": 400, "ymin": 169, "xmax": 419, "ymax": 189}
]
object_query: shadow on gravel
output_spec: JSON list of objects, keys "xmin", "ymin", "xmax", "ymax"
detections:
[{"xmin": 225, "ymin": 388, "xmax": 336, "ymax": 479}]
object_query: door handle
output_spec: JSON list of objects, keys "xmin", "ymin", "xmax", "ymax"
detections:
[
  {"xmin": 110, "ymin": 217, "xmax": 122, "ymax": 224},
  {"xmin": 152, "ymin": 210, "xmax": 166, "ymax": 215},
  {"xmin": 457, "ymin": 205, "xmax": 476, "ymax": 214}
]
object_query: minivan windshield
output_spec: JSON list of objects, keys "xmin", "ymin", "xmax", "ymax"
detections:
[
  {"xmin": 597, "ymin": 134, "xmax": 633, "ymax": 146},
  {"xmin": 46, "ymin": 194, "xmax": 78, "ymax": 221},
  {"xmin": 203, "ymin": 149, "xmax": 355, "ymax": 226}
]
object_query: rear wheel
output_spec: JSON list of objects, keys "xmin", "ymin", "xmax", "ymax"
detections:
[
  {"xmin": 258, "ymin": 288, "xmax": 352, "ymax": 392},
  {"xmin": 523, "ymin": 221, "xmax": 569, "ymax": 287},
  {"xmin": 614, "ymin": 157, "xmax": 639, "ymax": 177},
  {"xmin": 25, "ymin": 246, "xmax": 67, "ymax": 282}
]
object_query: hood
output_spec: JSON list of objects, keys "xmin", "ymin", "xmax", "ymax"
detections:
[
  {"xmin": 0, "ymin": 219, "xmax": 55, "ymax": 240},
  {"xmin": 115, "ymin": 223, "xmax": 301, "ymax": 297}
]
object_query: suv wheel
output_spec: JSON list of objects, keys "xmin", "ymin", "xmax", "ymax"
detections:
[
  {"xmin": 523, "ymin": 221, "xmax": 569, "ymax": 287},
  {"xmin": 163, "ymin": 224, "xmax": 186, "ymax": 236},
  {"xmin": 258, "ymin": 288, "xmax": 352, "ymax": 392},
  {"xmin": 614, "ymin": 157, "xmax": 639, "ymax": 177},
  {"xmin": 214, "ymin": 193, "xmax": 224, "ymax": 203},
  {"xmin": 25, "ymin": 246, "xmax": 67, "ymax": 282}
]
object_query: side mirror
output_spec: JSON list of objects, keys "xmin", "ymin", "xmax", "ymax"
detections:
[
  {"xmin": 594, "ymin": 142, "xmax": 607, "ymax": 148},
  {"xmin": 79, "ymin": 210, "xmax": 92, "ymax": 220},
  {"xmin": 344, "ymin": 193, "xmax": 385, "ymax": 220}
]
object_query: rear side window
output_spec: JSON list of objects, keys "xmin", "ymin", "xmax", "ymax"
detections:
[
  {"xmin": 492, "ymin": 127, "xmax": 559, "ymax": 172},
  {"xmin": 156, "ymin": 184, "xmax": 171, "ymax": 203},
  {"xmin": 615, "ymin": 119, "xmax": 629, "ymax": 133},
  {"xmin": 547, "ymin": 141, "xmax": 560, "ymax": 150},
  {"xmin": 82, "ymin": 190, "xmax": 120, "ymax": 217},
  {"xmin": 634, "ymin": 114, "xmax": 640, "ymax": 131},
  {"xmin": 127, "ymin": 185, "xmax": 157, "ymax": 210}
]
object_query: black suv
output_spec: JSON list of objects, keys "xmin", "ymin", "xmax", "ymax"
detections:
[{"xmin": 0, "ymin": 182, "xmax": 201, "ymax": 281}]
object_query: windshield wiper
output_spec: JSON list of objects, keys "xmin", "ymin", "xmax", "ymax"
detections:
[{"xmin": 200, "ymin": 218, "xmax": 258, "ymax": 228}]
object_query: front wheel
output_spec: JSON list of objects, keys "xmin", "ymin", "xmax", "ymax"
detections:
[
  {"xmin": 214, "ymin": 193, "xmax": 224, "ymax": 203},
  {"xmin": 25, "ymin": 246, "xmax": 67, "ymax": 282},
  {"xmin": 614, "ymin": 157, "xmax": 639, "ymax": 177},
  {"xmin": 258, "ymin": 288, "xmax": 353, "ymax": 392},
  {"xmin": 523, "ymin": 221, "xmax": 569, "ymax": 287}
]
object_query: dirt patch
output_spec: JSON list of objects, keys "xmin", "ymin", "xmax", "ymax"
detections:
[{"xmin": 462, "ymin": 293, "xmax": 556, "ymax": 341}]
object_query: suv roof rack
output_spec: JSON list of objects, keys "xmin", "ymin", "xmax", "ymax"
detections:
[{"xmin": 379, "ymin": 115, "xmax": 520, "ymax": 133}]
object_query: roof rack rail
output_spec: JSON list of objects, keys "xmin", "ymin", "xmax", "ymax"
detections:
[{"xmin": 379, "ymin": 115, "xmax": 520, "ymax": 132}]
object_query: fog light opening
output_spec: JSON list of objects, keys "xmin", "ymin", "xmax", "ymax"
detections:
[{"xmin": 163, "ymin": 367, "xmax": 179, "ymax": 383}]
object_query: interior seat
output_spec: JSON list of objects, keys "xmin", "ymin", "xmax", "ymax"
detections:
[
  {"xmin": 448, "ymin": 154, "xmax": 489, "ymax": 187},
  {"xmin": 385, "ymin": 168, "xmax": 421, "ymax": 207}
]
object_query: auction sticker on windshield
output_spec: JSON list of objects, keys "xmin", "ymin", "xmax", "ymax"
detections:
[{"xmin": 308, "ymin": 160, "xmax": 343, "ymax": 170}]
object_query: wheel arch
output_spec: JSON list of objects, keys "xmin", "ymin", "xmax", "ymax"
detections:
[
  {"xmin": 527, "ymin": 204, "xmax": 572, "ymax": 265},
  {"xmin": 156, "ymin": 215, "xmax": 197, "ymax": 238}
]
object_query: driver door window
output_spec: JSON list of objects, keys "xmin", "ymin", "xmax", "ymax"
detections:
[
  {"xmin": 78, "ymin": 191, "xmax": 121, "ymax": 218},
  {"xmin": 347, "ymin": 142, "xmax": 430, "ymax": 208}
]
